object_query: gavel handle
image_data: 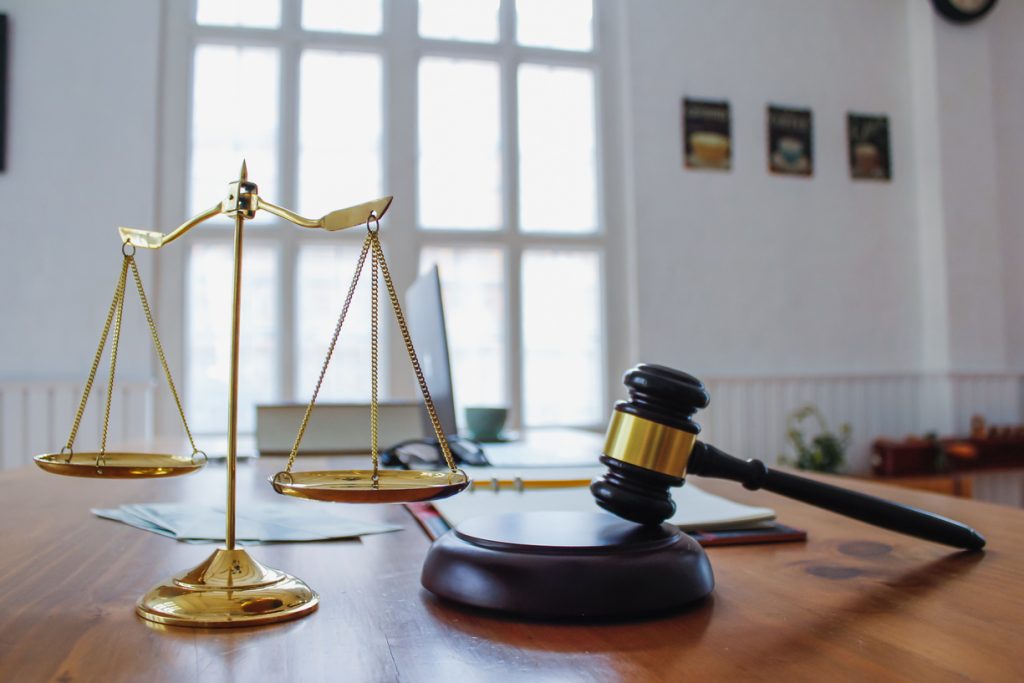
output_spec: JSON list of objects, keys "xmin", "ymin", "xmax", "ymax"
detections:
[{"xmin": 687, "ymin": 442, "xmax": 986, "ymax": 550}]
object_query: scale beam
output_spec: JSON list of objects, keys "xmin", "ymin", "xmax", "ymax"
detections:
[
  {"xmin": 117, "ymin": 174, "xmax": 393, "ymax": 249},
  {"xmin": 258, "ymin": 196, "xmax": 394, "ymax": 231}
]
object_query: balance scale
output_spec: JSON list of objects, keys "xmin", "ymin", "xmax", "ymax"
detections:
[{"xmin": 34, "ymin": 162, "xmax": 468, "ymax": 627}]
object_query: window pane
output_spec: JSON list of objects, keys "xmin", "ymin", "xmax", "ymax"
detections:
[
  {"xmin": 419, "ymin": 58, "xmax": 502, "ymax": 230},
  {"xmin": 516, "ymin": 0, "xmax": 592, "ymax": 51},
  {"xmin": 191, "ymin": 45, "xmax": 279, "ymax": 222},
  {"xmin": 296, "ymin": 244, "xmax": 377, "ymax": 403},
  {"xmin": 298, "ymin": 51, "xmax": 382, "ymax": 217},
  {"xmin": 518, "ymin": 65, "xmax": 597, "ymax": 233},
  {"xmin": 196, "ymin": 0, "xmax": 280, "ymax": 28},
  {"xmin": 522, "ymin": 251, "xmax": 602, "ymax": 426},
  {"xmin": 419, "ymin": 247, "xmax": 506, "ymax": 424},
  {"xmin": 302, "ymin": 0, "xmax": 381, "ymax": 34},
  {"xmin": 419, "ymin": 0, "xmax": 499, "ymax": 42},
  {"xmin": 187, "ymin": 243, "xmax": 279, "ymax": 434}
]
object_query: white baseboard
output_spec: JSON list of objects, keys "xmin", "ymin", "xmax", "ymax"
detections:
[
  {"xmin": 4, "ymin": 373, "xmax": 1021, "ymax": 506},
  {"xmin": 699, "ymin": 372, "xmax": 1023, "ymax": 506},
  {"xmin": 0, "ymin": 381, "xmax": 154, "ymax": 470}
]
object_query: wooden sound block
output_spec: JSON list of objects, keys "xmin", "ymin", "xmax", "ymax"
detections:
[{"xmin": 421, "ymin": 511, "xmax": 714, "ymax": 618}]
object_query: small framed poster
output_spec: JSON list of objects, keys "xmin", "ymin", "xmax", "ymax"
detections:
[
  {"xmin": 767, "ymin": 105, "xmax": 813, "ymax": 177},
  {"xmin": 0, "ymin": 15, "xmax": 7, "ymax": 172},
  {"xmin": 683, "ymin": 98, "xmax": 731, "ymax": 171},
  {"xmin": 847, "ymin": 113, "xmax": 891, "ymax": 181}
]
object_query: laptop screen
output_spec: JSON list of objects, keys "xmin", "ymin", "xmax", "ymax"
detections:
[{"xmin": 404, "ymin": 266, "xmax": 458, "ymax": 438}]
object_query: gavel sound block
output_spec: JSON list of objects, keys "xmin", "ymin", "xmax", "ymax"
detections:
[{"xmin": 421, "ymin": 364, "xmax": 984, "ymax": 618}]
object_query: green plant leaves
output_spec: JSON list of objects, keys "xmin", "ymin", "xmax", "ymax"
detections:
[{"xmin": 778, "ymin": 403, "xmax": 851, "ymax": 474}]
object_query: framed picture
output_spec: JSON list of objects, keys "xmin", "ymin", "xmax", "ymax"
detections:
[
  {"xmin": 0, "ymin": 14, "xmax": 7, "ymax": 172},
  {"xmin": 767, "ymin": 105, "xmax": 813, "ymax": 177},
  {"xmin": 847, "ymin": 113, "xmax": 891, "ymax": 181},
  {"xmin": 683, "ymin": 98, "xmax": 731, "ymax": 171}
]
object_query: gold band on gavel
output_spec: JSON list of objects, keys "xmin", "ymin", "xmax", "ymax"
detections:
[{"xmin": 602, "ymin": 411, "xmax": 697, "ymax": 479}]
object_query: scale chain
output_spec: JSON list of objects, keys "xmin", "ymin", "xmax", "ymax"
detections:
[
  {"xmin": 65, "ymin": 256, "xmax": 130, "ymax": 455},
  {"xmin": 283, "ymin": 232, "xmax": 373, "ymax": 474},
  {"xmin": 371, "ymin": 236, "xmax": 458, "ymax": 473},
  {"xmin": 99, "ymin": 255, "xmax": 129, "ymax": 460},
  {"xmin": 128, "ymin": 256, "xmax": 200, "ymax": 455},
  {"xmin": 281, "ymin": 222, "xmax": 457, "ymax": 476},
  {"xmin": 64, "ymin": 248, "xmax": 199, "ymax": 462},
  {"xmin": 370, "ymin": 235, "xmax": 380, "ymax": 481}
]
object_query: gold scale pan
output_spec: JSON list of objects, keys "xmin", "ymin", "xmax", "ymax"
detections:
[
  {"xmin": 33, "ymin": 162, "xmax": 467, "ymax": 628},
  {"xmin": 34, "ymin": 233, "xmax": 208, "ymax": 479}
]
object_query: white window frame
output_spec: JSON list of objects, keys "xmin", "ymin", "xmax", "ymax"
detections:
[{"xmin": 153, "ymin": 0, "xmax": 632, "ymax": 437}]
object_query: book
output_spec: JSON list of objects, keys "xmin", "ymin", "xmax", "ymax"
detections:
[
  {"xmin": 433, "ymin": 466, "xmax": 771, "ymax": 527},
  {"xmin": 405, "ymin": 502, "xmax": 806, "ymax": 547},
  {"xmin": 255, "ymin": 402, "xmax": 422, "ymax": 455},
  {"xmin": 433, "ymin": 479, "xmax": 776, "ymax": 530},
  {"xmin": 688, "ymin": 523, "xmax": 806, "ymax": 547},
  {"xmin": 407, "ymin": 466, "xmax": 805, "ymax": 547}
]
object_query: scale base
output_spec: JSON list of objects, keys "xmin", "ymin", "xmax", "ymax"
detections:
[
  {"xmin": 136, "ymin": 548, "xmax": 319, "ymax": 628},
  {"xmin": 422, "ymin": 511, "xmax": 714, "ymax": 618}
]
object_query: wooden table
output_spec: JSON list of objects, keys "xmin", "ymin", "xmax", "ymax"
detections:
[{"xmin": 1, "ymin": 456, "xmax": 1022, "ymax": 682}]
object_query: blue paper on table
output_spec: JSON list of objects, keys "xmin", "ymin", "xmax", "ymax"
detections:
[{"xmin": 92, "ymin": 502, "xmax": 401, "ymax": 544}]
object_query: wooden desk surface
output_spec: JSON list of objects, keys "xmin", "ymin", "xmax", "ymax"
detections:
[{"xmin": 1, "ymin": 457, "xmax": 1021, "ymax": 682}]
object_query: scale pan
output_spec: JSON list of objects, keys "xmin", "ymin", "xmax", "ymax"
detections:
[
  {"xmin": 271, "ymin": 469, "xmax": 469, "ymax": 503},
  {"xmin": 34, "ymin": 452, "xmax": 206, "ymax": 478}
]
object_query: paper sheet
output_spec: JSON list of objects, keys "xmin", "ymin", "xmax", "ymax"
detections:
[{"xmin": 92, "ymin": 502, "xmax": 401, "ymax": 543}]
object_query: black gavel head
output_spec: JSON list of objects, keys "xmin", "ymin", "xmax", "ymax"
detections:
[{"xmin": 590, "ymin": 364, "xmax": 709, "ymax": 525}]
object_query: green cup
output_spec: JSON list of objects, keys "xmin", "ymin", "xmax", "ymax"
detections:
[{"xmin": 465, "ymin": 406, "xmax": 508, "ymax": 442}]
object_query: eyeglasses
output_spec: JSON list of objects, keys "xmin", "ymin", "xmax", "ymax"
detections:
[{"xmin": 381, "ymin": 436, "xmax": 488, "ymax": 469}]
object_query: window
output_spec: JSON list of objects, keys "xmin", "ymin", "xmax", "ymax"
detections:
[{"xmin": 173, "ymin": 0, "xmax": 609, "ymax": 436}]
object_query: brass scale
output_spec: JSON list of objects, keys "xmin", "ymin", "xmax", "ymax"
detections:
[{"xmin": 33, "ymin": 162, "xmax": 470, "ymax": 627}]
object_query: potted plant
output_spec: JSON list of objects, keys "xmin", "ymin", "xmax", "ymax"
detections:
[{"xmin": 780, "ymin": 404, "xmax": 851, "ymax": 474}]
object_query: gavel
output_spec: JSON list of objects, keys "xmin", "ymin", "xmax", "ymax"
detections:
[{"xmin": 590, "ymin": 364, "xmax": 986, "ymax": 550}]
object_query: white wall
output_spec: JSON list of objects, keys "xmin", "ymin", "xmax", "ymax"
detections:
[
  {"xmin": 992, "ymin": 0, "xmax": 1024, "ymax": 372},
  {"xmin": 928, "ymin": 7, "xmax": 1006, "ymax": 372},
  {"xmin": 622, "ymin": 0, "xmax": 921, "ymax": 376},
  {"xmin": 617, "ymin": 0, "xmax": 1024, "ymax": 470},
  {"xmin": 1, "ymin": 0, "xmax": 1023, "ymax": 478},
  {"xmin": 0, "ymin": 0, "xmax": 163, "ymax": 463},
  {"xmin": 0, "ymin": 0, "xmax": 162, "ymax": 382}
]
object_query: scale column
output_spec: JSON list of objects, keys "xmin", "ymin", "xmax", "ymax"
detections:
[
  {"xmin": 224, "ymin": 159, "xmax": 257, "ymax": 550},
  {"xmin": 136, "ymin": 161, "xmax": 319, "ymax": 627},
  {"xmin": 224, "ymin": 167, "xmax": 251, "ymax": 552},
  {"xmin": 226, "ymin": 208, "xmax": 244, "ymax": 549},
  {"xmin": 222, "ymin": 158, "xmax": 256, "ymax": 548}
]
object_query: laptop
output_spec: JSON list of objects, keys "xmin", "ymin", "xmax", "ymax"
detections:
[{"xmin": 404, "ymin": 266, "xmax": 490, "ymax": 466}]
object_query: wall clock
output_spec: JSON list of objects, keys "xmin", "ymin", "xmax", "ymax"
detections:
[{"xmin": 931, "ymin": 0, "xmax": 998, "ymax": 23}]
